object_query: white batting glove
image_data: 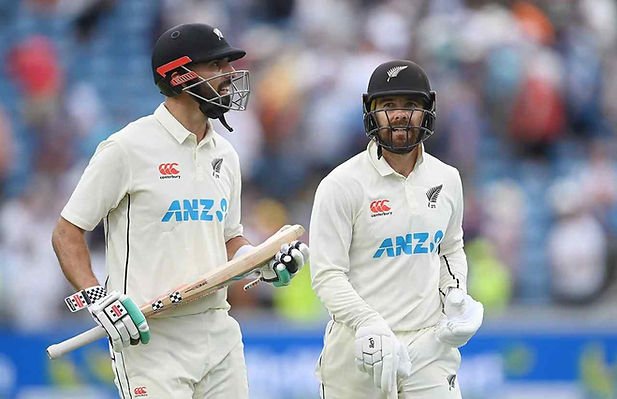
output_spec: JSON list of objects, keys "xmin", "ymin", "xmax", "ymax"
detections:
[
  {"xmin": 65, "ymin": 286, "xmax": 150, "ymax": 352},
  {"xmin": 436, "ymin": 288, "xmax": 484, "ymax": 348},
  {"xmin": 259, "ymin": 239, "xmax": 309, "ymax": 287},
  {"xmin": 235, "ymin": 226, "xmax": 310, "ymax": 288},
  {"xmin": 354, "ymin": 322, "xmax": 412, "ymax": 395}
]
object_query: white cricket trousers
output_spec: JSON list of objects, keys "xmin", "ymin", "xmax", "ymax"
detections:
[
  {"xmin": 111, "ymin": 309, "xmax": 249, "ymax": 399},
  {"xmin": 317, "ymin": 321, "xmax": 462, "ymax": 399}
]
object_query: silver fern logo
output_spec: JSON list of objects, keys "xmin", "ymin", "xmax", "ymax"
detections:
[
  {"xmin": 212, "ymin": 158, "xmax": 223, "ymax": 178},
  {"xmin": 386, "ymin": 65, "xmax": 408, "ymax": 82},
  {"xmin": 447, "ymin": 374, "xmax": 456, "ymax": 390},
  {"xmin": 213, "ymin": 28, "xmax": 224, "ymax": 40},
  {"xmin": 426, "ymin": 184, "xmax": 443, "ymax": 208}
]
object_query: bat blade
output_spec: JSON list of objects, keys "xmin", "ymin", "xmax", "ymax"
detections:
[
  {"xmin": 46, "ymin": 225, "xmax": 305, "ymax": 359},
  {"xmin": 143, "ymin": 224, "xmax": 304, "ymax": 317}
]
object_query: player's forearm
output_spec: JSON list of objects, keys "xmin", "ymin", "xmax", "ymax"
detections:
[
  {"xmin": 51, "ymin": 217, "xmax": 99, "ymax": 290},
  {"xmin": 312, "ymin": 268, "xmax": 386, "ymax": 331},
  {"xmin": 439, "ymin": 246, "xmax": 468, "ymax": 294}
]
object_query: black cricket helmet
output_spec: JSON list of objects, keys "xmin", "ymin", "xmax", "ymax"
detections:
[
  {"xmin": 363, "ymin": 60, "xmax": 436, "ymax": 154},
  {"xmin": 152, "ymin": 23, "xmax": 250, "ymax": 131}
]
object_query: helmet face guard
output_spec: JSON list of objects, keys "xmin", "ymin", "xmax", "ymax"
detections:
[
  {"xmin": 176, "ymin": 65, "xmax": 250, "ymax": 116},
  {"xmin": 363, "ymin": 92, "xmax": 436, "ymax": 153}
]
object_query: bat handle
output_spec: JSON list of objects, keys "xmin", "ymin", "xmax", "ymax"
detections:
[{"xmin": 47, "ymin": 325, "xmax": 107, "ymax": 359}]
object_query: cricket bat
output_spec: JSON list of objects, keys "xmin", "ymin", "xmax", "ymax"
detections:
[{"xmin": 46, "ymin": 224, "xmax": 305, "ymax": 359}]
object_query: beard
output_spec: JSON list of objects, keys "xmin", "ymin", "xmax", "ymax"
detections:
[
  {"xmin": 188, "ymin": 79, "xmax": 232, "ymax": 119},
  {"xmin": 383, "ymin": 125, "xmax": 419, "ymax": 144}
]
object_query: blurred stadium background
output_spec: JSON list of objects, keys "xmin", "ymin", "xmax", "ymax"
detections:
[{"xmin": 0, "ymin": 0, "xmax": 617, "ymax": 398}]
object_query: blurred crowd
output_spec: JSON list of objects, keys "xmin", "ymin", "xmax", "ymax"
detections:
[{"xmin": 0, "ymin": 0, "xmax": 616, "ymax": 331}]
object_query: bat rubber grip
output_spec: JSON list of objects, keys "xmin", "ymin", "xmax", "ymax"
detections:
[{"xmin": 46, "ymin": 325, "xmax": 107, "ymax": 359}]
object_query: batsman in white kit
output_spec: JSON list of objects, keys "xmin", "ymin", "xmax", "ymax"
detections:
[
  {"xmin": 51, "ymin": 23, "xmax": 308, "ymax": 398},
  {"xmin": 309, "ymin": 60, "xmax": 484, "ymax": 399}
]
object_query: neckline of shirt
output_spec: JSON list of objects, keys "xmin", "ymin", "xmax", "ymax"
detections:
[
  {"xmin": 366, "ymin": 140, "xmax": 425, "ymax": 178},
  {"xmin": 154, "ymin": 103, "xmax": 217, "ymax": 148}
]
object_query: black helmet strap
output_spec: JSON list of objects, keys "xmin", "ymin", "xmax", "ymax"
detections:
[{"xmin": 193, "ymin": 96, "xmax": 234, "ymax": 132}]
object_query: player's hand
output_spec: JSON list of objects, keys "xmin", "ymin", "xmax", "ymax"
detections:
[
  {"xmin": 436, "ymin": 288, "xmax": 484, "ymax": 348},
  {"xmin": 259, "ymin": 239, "xmax": 309, "ymax": 287},
  {"xmin": 354, "ymin": 322, "xmax": 412, "ymax": 394},
  {"xmin": 64, "ymin": 286, "xmax": 150, "ymax": 352}
]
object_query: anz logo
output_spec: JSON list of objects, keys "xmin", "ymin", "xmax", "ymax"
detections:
[
  {"xmin": 373, "ymin": 230, "xmax": 444, "ymax": 258},
  {"xmin": 162, "ymin": 198, "xmax": 228, "ymax": 223}
]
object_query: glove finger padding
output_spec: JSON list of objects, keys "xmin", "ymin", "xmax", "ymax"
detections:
[
  {"xmin": 447, "ymin": 300, "xmax": 484, "ymax": 336},
  {"xmin": 120, "ymin": 295, "xmax": 150, "ymax": 344},
  {"xmin": 123, "ymin": 314, "xmax": 141, "ymax": 345},
  {"xmin": 261, "ymin": 243, "xmax": 307, "ymax": 286},
  {"xmin": 295, "ymin": 241, "xmax": 310, "ymax": 264},
  {"xmin": 88, "ymin": 291, "xmax": 126, "ymax": 352},
  {"xmin": 287, "ymin": 248, "xmax": 304, "ymax": 274},
  {"xmin": 81, "ymin": 288, "xmax": 150, "ymax": 352},
  {"xmin": 250, "ymin": 234, "xmax": 310, "ymax": 287},
  {"xmin": 279, "ymin": 242, "xmax": 306, "ymax": 273},
  {"xmin": 379, "ymin": 336, "xmax": 396, "ymax": 393},
  {"xmin": 272, "ymin": 261, "xmax": 292, "ymax": 287}
]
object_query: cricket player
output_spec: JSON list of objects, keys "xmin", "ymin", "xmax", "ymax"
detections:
[
  {"xmin": 51, "ymin": 23, "xmax": 308, "ymax": 399},
  {"xmin": 309, "ymin": 60, "xmax": 484, "ymax": 399}
]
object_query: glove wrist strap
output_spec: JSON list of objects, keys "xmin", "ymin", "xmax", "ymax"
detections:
[{"xmin": 64, "ymin": 285, "xmax": 108, "ymax": 312}]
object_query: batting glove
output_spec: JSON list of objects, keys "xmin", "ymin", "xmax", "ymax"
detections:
[
  {"xmin": 258, "ymin": 239, "xmax": 309, "ymax": 287},
  {"xmin": 64, "ymin": 286, "xmax": 150, "ymax": 352},
  {"xmin": 234, "ymin": 227, "xmax": 309, "ymax": 288},
  {"xmin": 354, "ymin": 322, "xmax": 412, "ymax": 395},
  {"xmin": 436, "ymin": 288, "xmax": 484, "ymax": 348}
]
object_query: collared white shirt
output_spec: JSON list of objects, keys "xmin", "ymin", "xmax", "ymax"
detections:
[
  {"xmin": 310, "ymin": 140, "xmax": 467, "ymax": 332},
  {"xmin": 62, "ymin": 103, "xmax": 243, "ymax": 316}
]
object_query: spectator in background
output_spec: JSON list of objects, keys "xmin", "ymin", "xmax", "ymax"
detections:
[
  {"xmin": 547, "ymin": 177, "xmax": 608, "ymax": 304},
  {"xmin": 0, "ymin": 175, "xmax": 70, "ymax": 329},
  {"xmin": 481, "ymin": 180, "xmax": 526, "ymax": 282},
  {"xmin": 580, "ymin": 139, "xmax": 617, "ymax": 232},
  {"xmin": 0, "ymin": 108, "xmax": 15, "ymax": 199},
  {"xmin": 6, "ymin": 36, "xmax": 62, "ymax": 129}
]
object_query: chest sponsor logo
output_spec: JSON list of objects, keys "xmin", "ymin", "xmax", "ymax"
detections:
[
  {"xmin": 373, "ymin": 230, "xmax": 444, "ymax": 258},
  {"xmin": 161, "ymin": 198, "xmax": 228, "ymax": 222},
  {"xmin": 370, "ymin": 199, "xmax": 392, "ymax": 217},
  {"xmin": 159, "ymin": 162, "xmax": 180, "ymax": 179},
  {"xmin": 426, "ymin": 184, "xmax": 443, "ymax": 208},
  {"xmin": 212, "ymin": 158, "xmax": 223, "ymax": 178}
]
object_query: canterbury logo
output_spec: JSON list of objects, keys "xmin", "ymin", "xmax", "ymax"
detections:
[
  {"xmin": 386, "ymin": 65, "xmax": 408, "ymax": 82},
  {"xmin": 159, "ymin": 163, "xmax": 180, "ymax": 179},
  {"xmin": 134, "ymin": 386, "xmax": 148, "ymax": 396},
  {"xmin": 426, "ymin": 184, "xmax": 443, "ymax": 208},
  {"xmin": 370, "ymin": 199, "xmax": 391, "ymax": 216}
]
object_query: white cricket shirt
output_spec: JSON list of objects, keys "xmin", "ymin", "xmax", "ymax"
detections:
[
  {"xmin": 62, "ymin": 103, "xmax": 243, "ymax": 317},
  {"xmin": 310, "ymin": 140, "xmax": 468, "ymax": 332}
]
